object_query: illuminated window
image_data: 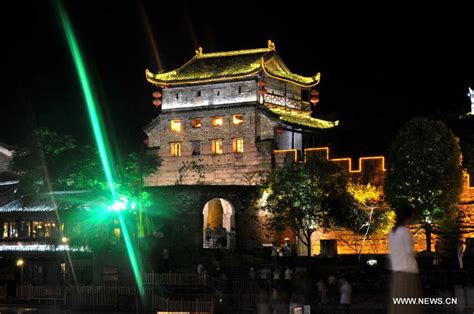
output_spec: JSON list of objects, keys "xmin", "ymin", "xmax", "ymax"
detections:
[
  {"xmin": 114, "ymin": 227, "xmax": 121, "ymax": 239},
  {"xmin": 212, "ymin": 139, "xmax": 223, "ymax": 154},
  {"xmin": 233, "ymin": 138, "xmax": 244, "ymax": 153},
  {"xmin": 9, "ymin": 222, "xmax": 18, "ymax": 238},
  {"xmin": 191, "ymin": 118, "xmax": 202, "ymax": 128},
  {"xmin": 171, "ymin": 142, "xmax": 181, "ymax": 157},
  {"xmin": 192, "ymin": 141, "xmax": 201, "ymax": 155},
  {"xmin": 44, "ymin": 222, "xmax": 56, "ymax": 238},
  {"xmin": 3, "ymin": 222, "xmax": 8, "ymax": 238},
  {"xmin": 233, "ymin": 114, "xmax": 244, "ymax": 125},
  {"xmin": 32, "ymin": 221, "xmax": 44, "ymax": 238},
  {"xmin": 211, "ymin": 117, "xmax": 224, "ymax": 127},
  {"xmin": 170, "ymin": 119, "xmax": 182, "ymax": 132}
]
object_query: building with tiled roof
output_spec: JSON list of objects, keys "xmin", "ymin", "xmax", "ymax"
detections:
[{"xmin": 144, "ymin": 41, "xmax": 337, "ymax": 187}]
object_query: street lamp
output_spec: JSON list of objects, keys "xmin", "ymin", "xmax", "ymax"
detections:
[{"xmin": 16, "ymin": 258, "xmax": 24, "ymax": 284}]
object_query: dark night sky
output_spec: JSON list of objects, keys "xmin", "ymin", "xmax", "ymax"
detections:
[{"xmin": 2, "ymin": 1, "xmax": 472, "ymax": 158}]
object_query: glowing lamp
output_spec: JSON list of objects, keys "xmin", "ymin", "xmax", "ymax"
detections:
[
  {"xmin": 311, "ymin": 90, "xmax": 319, "ymax": 96},
  {"xmin": 258, "ymin": 81, "xmax": 267, "ymax": 87},
  {"xmin": 61, "ymin": 237, "xmax": 69, "ymax": 243},
  {"xmin": 259, "ymin": 89, "xmax": 267, "ymax": 95},
  {"xmin": 310, "ymin": 97, "xmax": 319, "ymax": 104},
  {"xmin": 152, "ymin": 91, "xmax": 162, "ymax": 98},
  {"xmin": 367, "ymin": 259, "xmax": 377, "ymax": 266},
  {"xmin": 152, "ymin": 99, "xmax": 162, "ymax": 107},
  {"xmin": 111, "ymin": 200, "xmax": 127, "ymax": 211},
  {"xmin": 16, "ymin": 258, "xmax": 24, "ymax": 267}
]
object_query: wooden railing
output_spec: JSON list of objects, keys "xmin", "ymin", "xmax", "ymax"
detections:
[
  {"xmin": 17, "ymin": 285, "xmax": 65, "ymax": 304},
  {"xmin": 264, "ymin": 94, "xmax": 310, "ymax": 111},
  {"xmin": 142, "ymin": 273, "xmax": 270, "ymax": 293},
  {"xmin": 152, "ymin": 294, "xmax": 213, "ymax": 313},
  {"xmin": 142, "ymin": 273, "xmax": 208, "ymax": 286},
  {"xmin": 16, "ymin": 285, "xmax": 137, "ymax": 306}
]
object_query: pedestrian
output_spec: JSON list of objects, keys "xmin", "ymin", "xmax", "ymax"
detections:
[
  {"xmin": 228, "ymin": 227, "xmax": 236, "ymax": 251},
  {"xmin": 249, "ymin": 267, "xmax": 256, "ymax": 281},
  {"xmin": 271, "ymin": 242, "xmax": 278, "ymax": 266},
  {"xmin": 388, "ymin": 204, "xmax": 421, "ymax": 314},
  {"xmin": 273, "ymin": 267, "xmax": 281, "ymax": 288},
  {"xmin": 327, "ymin": 275, "xmax": 337, "ymax": 304},
  {"xmin": 457, "ymin": 240, "xmax": 465, "ymax": 270},
  {"xmin": 197, "ymin": 263, "xmax": 204, "ymax": 274},
  {"xmin": 284, "ymin": 239, "xmax": 292, "ymax": 257},
  {"xmin": 339, "ymin": 277, "xmax": 352, "ymax": 314},
  {"xmin": 163, "ymin": 248, "xmax": 169, "ymax": 271},
  {"xmin": 433, "ymin": 240, "xmax": 441, "ymax": 268},
  {"xmin": 205, "ymin": 224, "xmax": 212, "ymax": 248},
  {"xmin": 221, "ymin": 226, "xmax": 227, "ymax": 249},
  {"xmin": 282, "ymin": 267, "xmax": 292, "ymax": 292},
  {"xmin": 317, "ymin": 278, "xmax": 329, "ymax": 305}
]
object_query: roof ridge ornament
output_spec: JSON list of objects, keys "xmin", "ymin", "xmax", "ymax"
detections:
[
  {"xmin": 195, "ymin": 47, "xmax": 203, "ymax": 57},
  {"xmin": 267, "ymin": 40, "xmax": 276, "ymax": 50}
]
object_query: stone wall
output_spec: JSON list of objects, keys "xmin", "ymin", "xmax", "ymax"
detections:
[
  {"xmin": 144, "ymin": 185, "xmax": 264, "ymax": 251},
  {"xmin": 145, "ymin": 103, "xmax": 276, "ymax": 186},
  {"xmin": 162, "ymin": 80, "xmax": 258, "ymax": 110},
  {"xmin": 306, "ymin": 147, "xmax": 474, "ymax": 255}
]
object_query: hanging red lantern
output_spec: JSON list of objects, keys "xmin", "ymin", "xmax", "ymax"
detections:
[
  {"xmin": 311, "ymin": 90, "xmax": 319, "ymax": 96},
  {"xmin": 152, "ymin": 91, "xmax": 162, "ymax": 98},
  {"xmin": 275, "ymin": 126, "xmax": 285, "ymax": 134},
  {"xmin": 258, "ymin": 80, "xmax": 267, "ymax": 87},
  {"xmin": 310, "ymin": 96, "xmax": 319, "ymax": 104},
  {"xmin": 259, "ymin": 88, "xmax": 267, "ymax": 95},
  {"xmin": 153, "ymin": 99, "xmax": 162, "ymax": 107}
]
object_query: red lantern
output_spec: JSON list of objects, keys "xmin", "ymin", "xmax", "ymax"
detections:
[
  {"xmin": 310, "ymin": 96, "xmax": 319, "ymax": 104},
  {"xmin": 153, "ymin": 99, "xmax": 162, "ymax": 107},
  {"xmin": 259, "ymin": 89, "xmax": 267, "ymax": 95},
  {"xmin": 258, "ymin": 80, "xmax": 267, "ymax": 87},
  {"xmin": 152, "ymin": 91, "xmax": 162, "ymax": 98},
  {"xmin": 275, "ymin": 126, "xmax": 285, "ymax": 134},
  {"xmin": 311, "ymin": 90, "xmax": 319, "ymax": 96}
]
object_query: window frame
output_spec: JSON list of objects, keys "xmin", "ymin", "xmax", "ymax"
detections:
[
  {"xmin": 212, "ymin": 139, "xmax": 224, "ymax": 155},
  {"xmin": 233, "ymin": 138, "xmax": 244, "ymax": 153},
  {"xmin": 170, "ymin": 119, "xmax": 182, "ymax": 132},
  {"xmin": 170, "ymin": 142, "xmax": 182, "ymax": 157},
  {"xmin": 232, "ymin": 114, "xmax": 244, "ymax": 125},
  {"xmin": 211, "ymin": 116, "xmax": 224, "ymax": 127},
  {"xmin": 191, "ymin": 118, "xmax": 202, "ymax": 128}
]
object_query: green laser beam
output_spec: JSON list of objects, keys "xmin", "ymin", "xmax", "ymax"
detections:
[{"xmin": 56, "ymin": 0, "xmax": 144, "ymax": 297}]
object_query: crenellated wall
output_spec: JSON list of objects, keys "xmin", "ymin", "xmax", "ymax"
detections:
[{"xmin": 274, "ymin": 147, "xmax": 474, "ymax": 255}]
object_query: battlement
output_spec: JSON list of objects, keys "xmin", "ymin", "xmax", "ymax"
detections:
[{"xmin": 273, "ymin": 146, "xmax": 473, "ymax": 192}]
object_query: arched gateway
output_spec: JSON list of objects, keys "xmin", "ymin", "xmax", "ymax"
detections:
[{"xmin": 202, "ymin": 198, "xmax": 235, "ymax": 249}]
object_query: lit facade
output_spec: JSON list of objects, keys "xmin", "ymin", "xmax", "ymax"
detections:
[{"xmin": 144, "ymin": 41, "xmax": 338, "ymax": 186}]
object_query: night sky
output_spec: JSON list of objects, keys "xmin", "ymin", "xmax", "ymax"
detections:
[{"xmin": 3, "ymin": 2, "xmax": 472, "ymax": 158}]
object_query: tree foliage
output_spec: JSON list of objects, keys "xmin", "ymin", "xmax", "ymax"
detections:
[
  {"xmin": 11, "ymin": 128, "xmax": 161, "ymax": 199},
  {"xmin": 384, "ymin": 118, "xmax": 463, "ymax": 251},
  {"xmin": 261, "ymin": 156, "xmax": 360, "ymax": 255},
  {"xmin": 384, "ymin": 118, "xmax": 463, "ymax": 221}
]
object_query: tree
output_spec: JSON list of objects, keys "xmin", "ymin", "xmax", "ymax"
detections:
[
  {"xmin": 261, "ymin": 156, "xmax": 360, "ymax": 256},
  {"xmin": 11, "ymin": 128, "xmax": 77, "ymax": 197},
  {"xmin": 384, "ymin": 118, "xmax": 463, "ymax": 252},
  {"xmin": 12, "ymin": 128, "xmax": 160, "ymax": 197},
  {"xmin": 346, "ymin": 182, "xmax": 394, "ymax": 257}
]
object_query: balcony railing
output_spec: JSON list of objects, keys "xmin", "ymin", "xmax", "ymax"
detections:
[{"xmin": 264, "ymin": 94, "xmax": 310, "ymax": 111}]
